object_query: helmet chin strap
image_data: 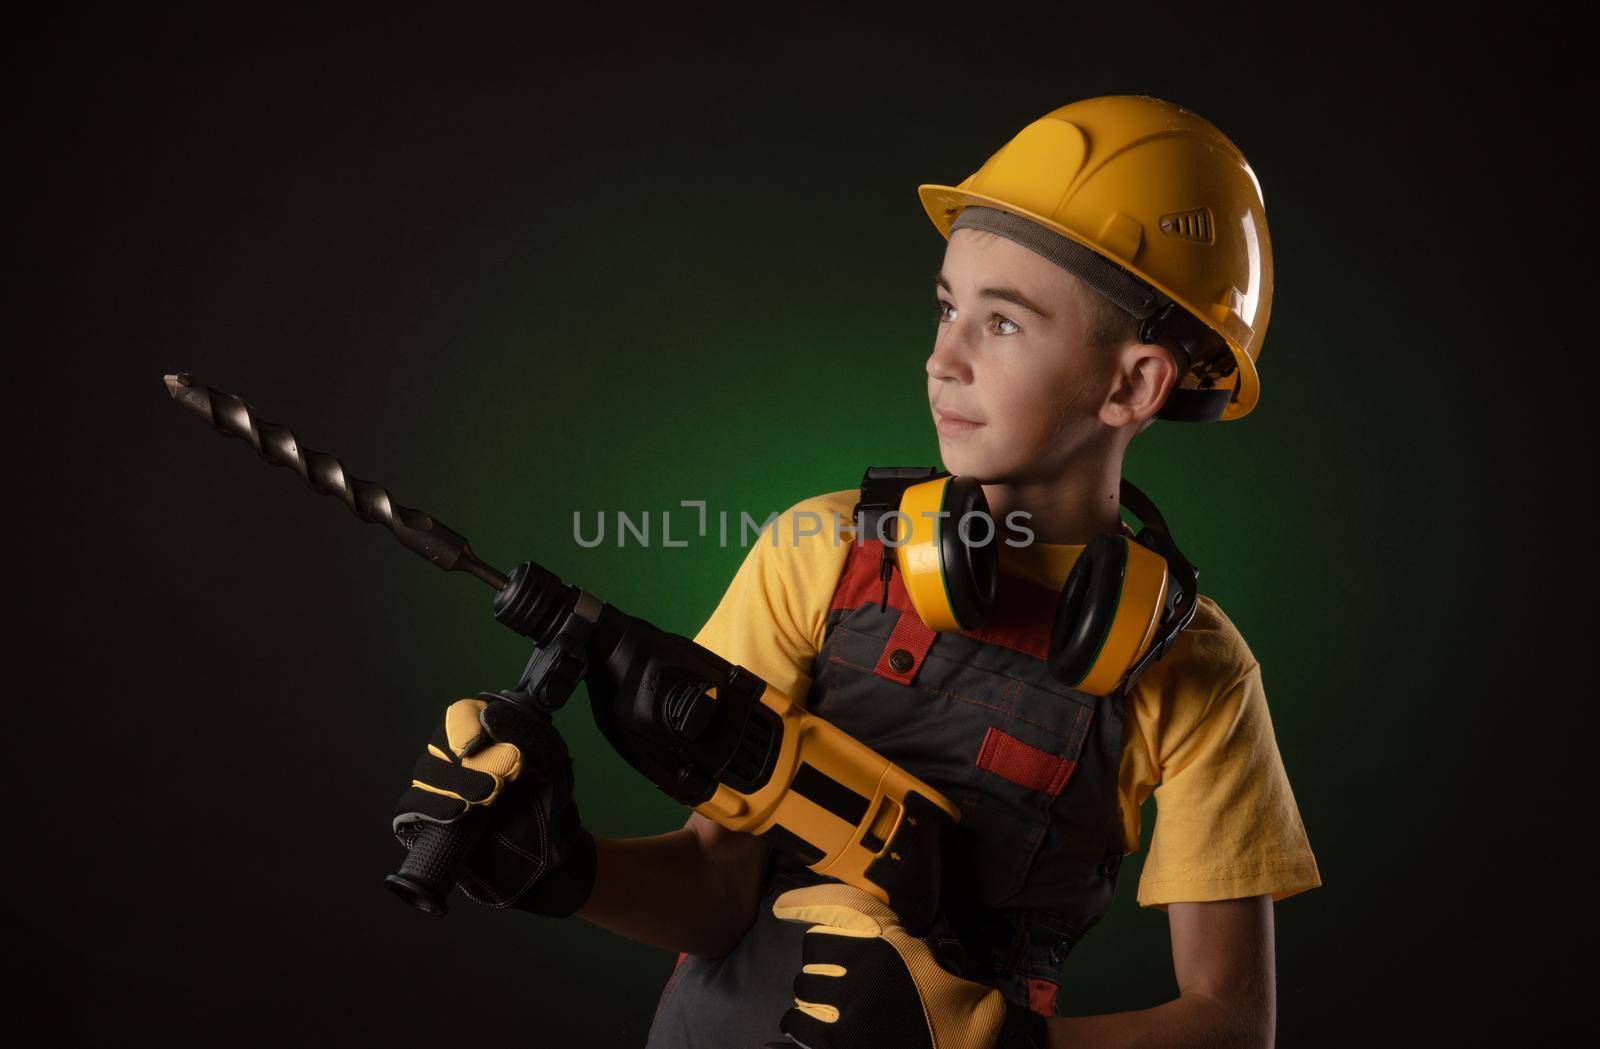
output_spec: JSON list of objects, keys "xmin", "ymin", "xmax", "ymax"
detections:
[
  {"xmin": 1138, "ymin": 301, "xmax": 1240, "ymax": 423},
  {"xmin": 1137, "ymin": 303, "xmax": 1192, "ymax": 406},
  {"xmin": 1137, "ymin": 300, "xmax": 1179, "ymax": 350}
]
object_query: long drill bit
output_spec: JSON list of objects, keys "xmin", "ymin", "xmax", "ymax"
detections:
[{"xmin": 163, "ymin": 372, "xmax": 508, "ymax": 591}]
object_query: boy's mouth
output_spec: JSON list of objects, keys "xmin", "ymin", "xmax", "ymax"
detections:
[{"xmin": 934, "ymin": 408, "xmax": 985, "ymax": 435}]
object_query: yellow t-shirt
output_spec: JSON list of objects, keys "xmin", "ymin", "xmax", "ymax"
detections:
[{"xmin": 693, "ymin": 490, "xmax": 1322, "ymax": 908}]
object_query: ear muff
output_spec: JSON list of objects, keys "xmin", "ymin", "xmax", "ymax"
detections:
[
  {"xmin": 893, "ymin": 475, "xmax": 997, "ymax": 631},
  {"xmin": 1048, "ymin": 535, "xmax": 1170, "ymax": 696}
]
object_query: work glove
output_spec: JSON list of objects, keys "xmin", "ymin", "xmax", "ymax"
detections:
[
  {"xmin": 392, "ymin": 690, "xmax": 596, "ymax": 917},
  {"xmin": 770, "ymin": 884, "xmax": 1048, "ymax": 1049}
]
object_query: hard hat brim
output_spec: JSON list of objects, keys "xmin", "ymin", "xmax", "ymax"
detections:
[{"xmin": 916, "ymin": 182, "xmax": 1260, "ymax": 421}]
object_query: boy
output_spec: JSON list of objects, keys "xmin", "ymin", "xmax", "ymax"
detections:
[{"xmin": 395, "ymin": 96, "xmax": 1320, "ymax": 1048}]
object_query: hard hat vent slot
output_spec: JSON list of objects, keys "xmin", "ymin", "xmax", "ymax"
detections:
[{"xmin": 1159, "ymin": 208, "xmax": 1214, "ymax": 243}]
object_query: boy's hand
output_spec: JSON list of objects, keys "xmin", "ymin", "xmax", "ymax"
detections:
[
  {"xmin": 770, "ymin": 884, "xmax": 1048, "ymax": 1049},
  {"xmin": 393, "ymin": 691, "xmax": 596, "ymax": 917}
]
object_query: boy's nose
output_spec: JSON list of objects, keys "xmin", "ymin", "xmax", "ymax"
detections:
[{"xmin": 926, "ymin": 329, "xmax": 974, "ymax": 383}]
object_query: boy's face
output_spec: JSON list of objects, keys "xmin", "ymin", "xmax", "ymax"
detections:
[{"xmin": 928, "ymin": 228, "xmax": 1115, "ymax": 483}]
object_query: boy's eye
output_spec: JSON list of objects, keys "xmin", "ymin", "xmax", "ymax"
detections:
[{"xmin": 933, "ymin": 298, "xmax": 1021, "ymax": 336}]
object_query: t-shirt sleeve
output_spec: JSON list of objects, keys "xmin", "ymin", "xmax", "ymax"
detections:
[
  {"xmin": 1129, "ymin": 604, "xmax": 1322, "ymax": 908},
  {"xmin": 690, "ymin": 492, "xmax": 855, "ymax": 705}
]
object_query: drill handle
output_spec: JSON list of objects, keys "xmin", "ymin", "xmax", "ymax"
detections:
[
  {"xmin": 385, "ymin": 589, "xmax": 602, "ymax": 916},
  {"xmin": 385, "ymin": 673, "xmax": 579, "ymax": 916},
  {"xmin": 384, "ymin": 809, "xmax": 492, "ymax": 916}
]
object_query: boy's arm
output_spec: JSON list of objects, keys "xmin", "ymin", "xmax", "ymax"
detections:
[
  {"xmin": 576, "ymin": 813, "xmax": 769, "ymax": 959},
  {"xmin": 1044, "ymin": 894, "xmax": 1275, "ymax": 1048},
  {"xmin": 574, "ymin": 494, "xmax": 847, "ymax": 958},
  {"xmin": 573, "ymin": 494, "xmax": 849, "ymax": 959},
  {"xmin": 1037, "ymin": 605, "xmax": 1303, "ymax": 1046}
]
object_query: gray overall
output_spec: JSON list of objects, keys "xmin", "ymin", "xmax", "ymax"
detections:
[{"xmin": 646, "ymin": 533, "xmax": 1127, "ymax": 1048}]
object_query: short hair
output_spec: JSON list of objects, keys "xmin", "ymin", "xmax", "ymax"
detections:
[
  {"xmin": 1077, "ymin": 280, "xmax": 1145, "ymax": 356},
  {"xmin": 1071, "ymin": 277, "xmax": 1189, "ymax": 435}
]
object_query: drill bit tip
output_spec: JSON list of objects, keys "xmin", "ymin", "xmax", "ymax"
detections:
[{"xmin": 164, "ymin": 372, "xmax": 194, "ymax": 398}]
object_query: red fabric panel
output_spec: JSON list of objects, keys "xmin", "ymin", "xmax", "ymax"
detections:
[
  {"xmin": 829, "ymin": 537, "xmax": 905, "ymax": 611},
  {"xmin": 1027, "ymin": 978, "xmax": 1059, "ymax": 1017},
  {"xmin": 975, "ymin": 726, "xmax": 1077, "ymax": 796},
  {"xmin": 966, "ymin": 575, "xmax": 1059, "ymax": 661},
  {"xmin": 828, "ymin": 539, "xmax": 1059, "ymax": 662},
  {"xmin": 872, "ymin": 609, "xmax": 938, "ymax": 684}
]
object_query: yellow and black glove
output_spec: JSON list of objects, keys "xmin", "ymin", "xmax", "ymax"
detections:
[
  {"xmin": 771, "ymin": 885, "xmax": 1048, "ymax": 1049},
  {"xmin": 392, "ymin": 691, "xmax": 595, "ymax": 917}
]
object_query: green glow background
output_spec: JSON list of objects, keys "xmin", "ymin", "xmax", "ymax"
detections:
[{"xmin": 17, "ymin": 5, "xmax": 1583, "ymax": 1045}]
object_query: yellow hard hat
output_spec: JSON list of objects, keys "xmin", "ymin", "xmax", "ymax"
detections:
[{"xmin": 919, "ymin": 95, "xmax": 1273, "ymax": 421}]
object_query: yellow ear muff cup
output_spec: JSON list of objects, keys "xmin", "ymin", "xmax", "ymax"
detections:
[
  {"xmin": 893, "ymin": 476, "xmax": 998, "ymax": 632},
  {"xmin": 1049, "ymin": 536, "xmax": 1170, "ymax": 696}
]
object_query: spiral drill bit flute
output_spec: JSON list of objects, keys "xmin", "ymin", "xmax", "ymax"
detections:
[
  {"xmin": 163, "ymin": 372, "xmax": 508, "ymax": 590},
  {"xmin": 162, "ymin": 373, "xmax": 958, "ymax": 927}
]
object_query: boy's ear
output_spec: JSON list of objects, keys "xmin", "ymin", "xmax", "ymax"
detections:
[{"xmin": 1099, "ymin": 341, "xmax": 1183, "ymax": 431}]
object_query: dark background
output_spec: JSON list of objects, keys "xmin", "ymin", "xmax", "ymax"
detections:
[{"xmin": 14, "ymin": 3, "xmax": 1586, "ymax": 1045}]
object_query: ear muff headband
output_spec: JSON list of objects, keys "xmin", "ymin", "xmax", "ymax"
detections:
[{"xmin": 894, "ymin": 475, "xmax": 997, "ymax": 631}]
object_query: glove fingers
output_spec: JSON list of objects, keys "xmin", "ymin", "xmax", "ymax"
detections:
[
  {"xmin": 797, "ymin": 934, "xmax": 881, "ymax": 988},
  {"xmin": 479, "ymin": 694, "xmax": 540, "ymax": 742},
  {"xmin": 393, "ymin": 690, "xmax": 593, "ymax": 919},
  {"xmin": 793, "ymin": 970, "xmax": 847, "ymax": 1006},
  {"xmin": 773, "ymin": 884, "xmax": 894, "ymax": 935},
  {"xmin": 781, "ymin": 938, "xmax": 937, "ymax": 1049},
  {"xmin": 481, "ymin": 700, "xmax": 571, "ymax": 781},
  {"xmin": 799, "ymin": 930, "xmax": 864, "ymax": 969},
  {"xmin": 780, "ymin": 1005, "xmax": 838, "ymax": 1048},
  {"xmin": 443, "ymin": 698, "xmax": 490, "ymax": 754},
  {"xmin": 410, "ymin": 752, "xmax": 500, "ymax": 804},
  {"xmin": 773, "ymin": 902, "xmax": 882, "ymax": 937},
  {"xmin": 394, "ymin": 785, "xmax": 467, "ymax": 823},
  {"xmin": 458, "ymin": 739, "xmax": 523, "ymax": 783}
]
